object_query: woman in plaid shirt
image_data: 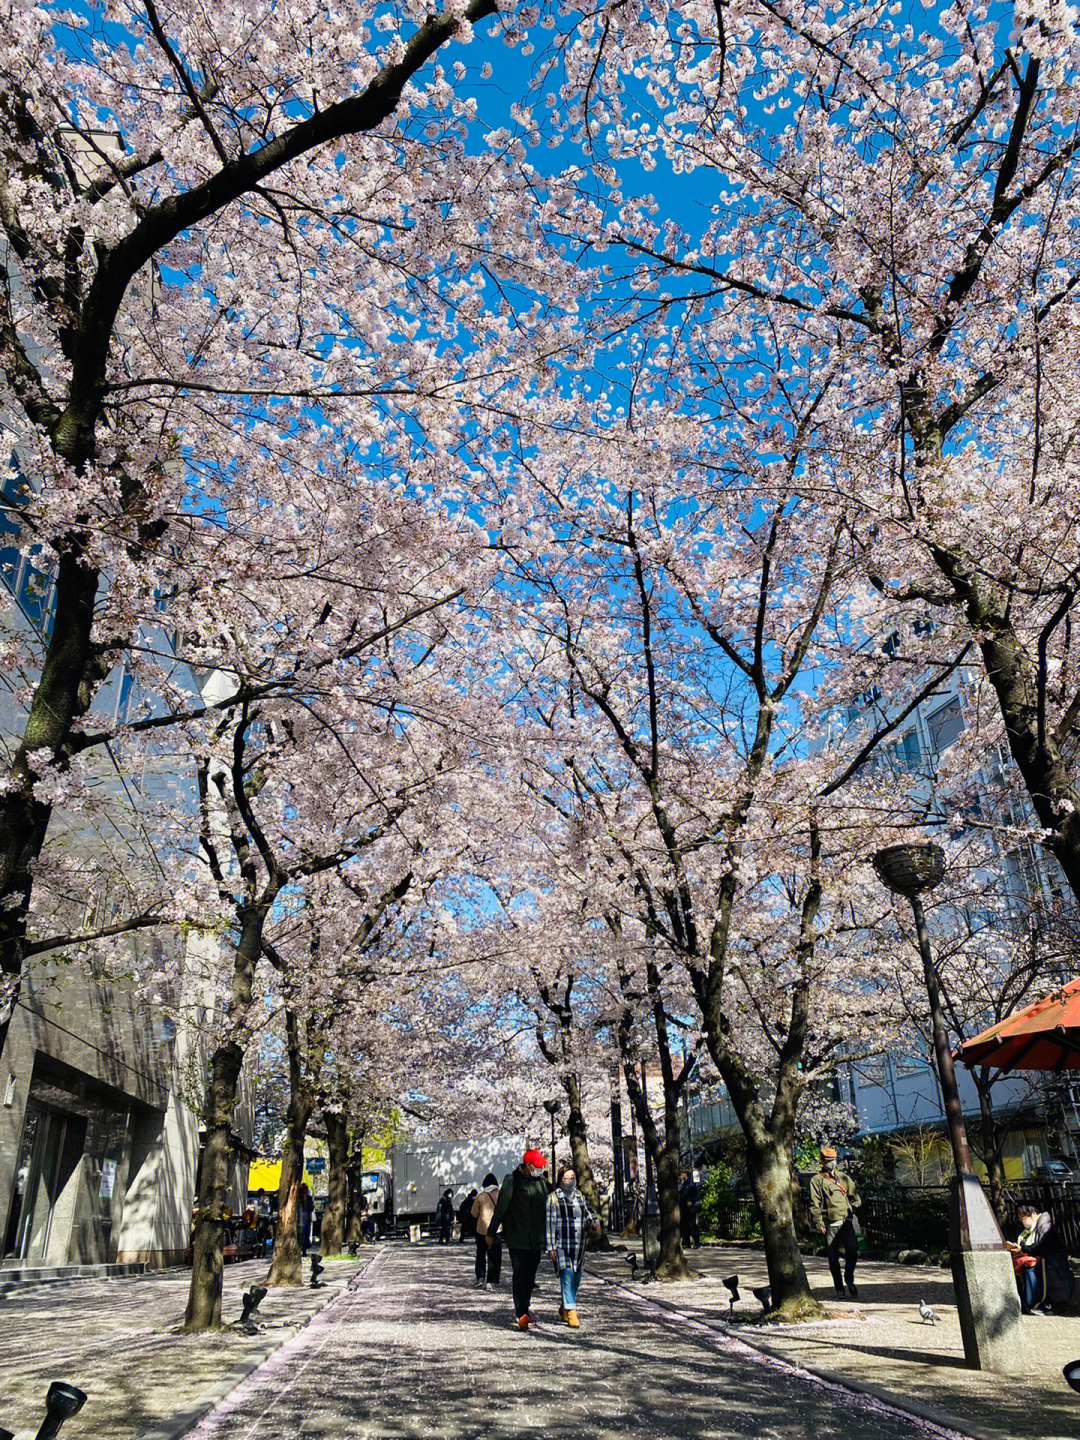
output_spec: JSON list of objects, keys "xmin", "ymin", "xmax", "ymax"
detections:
[{"xmin": 546, "ymin": 1165, "xmax": 600, "ymax": 1328}]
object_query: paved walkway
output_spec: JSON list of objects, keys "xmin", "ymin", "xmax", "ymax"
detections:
[
  {"xmin": 0, "ymin": 1255, "xmax": 367, "ymax": 1440},
  {"xmin": 187, "ymin": 1242, "xmax": 963, "ymax": 1440},
  {"xmin": 588, "ymin": 1244, "xmax": 1080, "ymax": 1440}
]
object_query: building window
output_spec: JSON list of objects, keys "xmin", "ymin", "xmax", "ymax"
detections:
[
  {"xmin": 927, "ymin": 697, "xmax": 964, "ymax": 754},
  {"xmin": 901, "ymin": 730, "xmax": 922, "ymax": 770}
]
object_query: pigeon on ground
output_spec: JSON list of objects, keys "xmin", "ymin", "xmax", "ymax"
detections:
[
  {"xmin": 918, "ymin": 1299, "xmax": 937, "ymax": 1325},
  {"xmin": 753, "ymin": 1285, "xmax": 772, "ymax": 1314}
]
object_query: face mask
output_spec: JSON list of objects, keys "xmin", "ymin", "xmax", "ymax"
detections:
[{"xmin": 560, "ymin": 1176, "xmax": 576, "ymax": 1192}]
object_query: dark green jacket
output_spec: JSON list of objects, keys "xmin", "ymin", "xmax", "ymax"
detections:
[
  {"xmin": 808, "ymin": 1168, "xmax": 861, "ymax": 1229},
  {"xmin": 489, "ymin": 1165, "xmax": 548, "ymax": 1251}
]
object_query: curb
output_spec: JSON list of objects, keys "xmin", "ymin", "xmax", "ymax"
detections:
[
  {"xmin": 591, "ymin": 1269, "xmax": 982, "ymax": 1440},
  {"xmin": 143, "ymin": 1256, "xmax": 378, "ymax": 1440}
]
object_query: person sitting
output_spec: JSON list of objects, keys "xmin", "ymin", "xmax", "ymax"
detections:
[{"xmin": 1007, "ymin": 1203, "xmax": 1075, "ymax": 1313}]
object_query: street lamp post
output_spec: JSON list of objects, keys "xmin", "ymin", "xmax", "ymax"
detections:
[
  {"xmin": 543, "ymin": 1098, "xmax": 559, "ymax": 1181},
  {"xmin": 610, "ymin": 1079, "xmax": 625, "ymax": 1232},
  {"xmin": 873, "ymin": 842, "xmax": 1025, "ymax": 1374}
]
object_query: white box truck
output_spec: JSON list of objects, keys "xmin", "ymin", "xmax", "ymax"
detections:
[{"xmin": 389, "ymin": 1136, "xmax": 525, "ymax": 1231}]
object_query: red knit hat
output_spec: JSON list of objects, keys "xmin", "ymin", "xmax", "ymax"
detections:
[{"xmin": 523, "ymin": 1148, "xmax": 547, "ymax": 1168}]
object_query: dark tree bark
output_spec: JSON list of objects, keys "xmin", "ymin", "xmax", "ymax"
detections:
[
  {"xmin": 320, "ymin": 1108, "xmax": 349, "ymax": 1257},
  {"xmin": 344, "ymin": 1127, "xmax": 366, "ymax": 1247},
  {"xmin": 183, "ymin": 1040, "xmax": 244, "ymax": 1331},
  {"xmin": 564, "ymin": 1073, "xmax": 611, "ymax": 1249},
  {"xmin": 267, "ymin": 1008, "xmax": 315, "ymax": 1286},
  {"xmin": 622, "ymin": 1057, "xmax": 690, "ymax": 1280},
  {"xmin": 973, "ymin": 1073, "xmax": 1010, "ymax": 1226}
]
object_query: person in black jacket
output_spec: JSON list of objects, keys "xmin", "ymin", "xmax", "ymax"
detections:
[
  {"xmin": 436, "ymin": 1187, "xmax": 455, "ymax": 1245},
  {"xmin": 487, "ymin": 1148, "xmax": 549, "ymax": 1328},
  {"xmin": 679, "ymin": 1171, "xmax": 702, "ymax": 1249},
  {"xmin": 1008, "ymin": 1204, "xmax": 1075, "ymax": 1313},
  {"xmin": 458, "ymin": 1189, "xmax": 478, "ymax": 1244}
]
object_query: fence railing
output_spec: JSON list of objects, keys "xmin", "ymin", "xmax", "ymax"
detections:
[{"xmin": 709, "ymin": 1179, "xmax": 1080, "ymax": 1253}]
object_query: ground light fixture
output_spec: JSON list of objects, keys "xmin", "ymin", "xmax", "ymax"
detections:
[
  {"xmin": 722, "ymin": 1275, "xmax": 740, "ymax": 1317},
  {"xmin": 239, "ymin": 1284, "xmax": 268, "ymax": 1331},
  {"xmin": 1, "ymin": 1425, "xmax": 13, "ymax": 1440},
  {"xmin": 310, "ymin": 1254, "xmax": 325, "ymax": 1288},
  {"xmin": 33, "ymin": 1382, "xmax": 87, "ymax": 1440},
  {"xmin": 872, "ymin": 842, "xmax": 1024, "ymax": 1374},
  {"xmin": 753, "ymin": 1285, "xmax": 771, "ymax": 1314},
  {"xmin": 1063, "ymin": 1360, "xmax": 1080, "ymax": 1392}
]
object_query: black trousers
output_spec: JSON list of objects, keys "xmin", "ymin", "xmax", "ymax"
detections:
[
  {"xmin": 508, "ymin": 1247, "xmax": 542, "ymax": 1319},
  {"xmin": 475, "ymin": 1234, "xmax": 502, "ymax": 1284},
  {"xmin": 826, "ymin": 1217, "xmax": 858, "ymax": 1290},
  {"xmin": 684, "ymin": 1206, "xmax": 701, "ymax": 1248}
]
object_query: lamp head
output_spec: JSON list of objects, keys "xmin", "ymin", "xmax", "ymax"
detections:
[
  {"xmin": 722, "ymin": 1274, "xmax": 740, "ymax": 1299},
  {"xmin": 45, "ymin": 1384, "xmax": 87, "ymax": 1421},
  {"xmin": 872, "ymin": 843, "xmax": 945, "ymax": 897},
  {"xmin": 1064, "ymin": 1359, "xmax": 1080, "ymax": 1393}
]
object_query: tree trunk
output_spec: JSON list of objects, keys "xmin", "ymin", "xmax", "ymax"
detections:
[
  {"xmin": 925, "ymin": 541, "xmax": 1080, "ymax": 902},
  {"xmin": 183, "ymin": 906, "xmax": 265, "ymax": 1332},
  {"xmin": 183, "ymin": 1041, "xmax": 244, "ymax": 1331},
  {"xmin": 563, "ymin": 1072, "xmax": 610, "ymax": 1249},
  {"xmin": 975, "ymin": 1075, "xmax": 1009, "ymax": 1226},
  {"xmin": 345, "ymin": 1127, "xmax": 365, "ymax": 1247},
  {"xmin": 623, "ymin": 1060, "xmax": 691, "ymax": 1280},
  {"xmin": 0, "ymin": 546, "xmax": 107, "ymax": 1058},
  {"xmin": 745, "ymin": 1131, "xmax": 819, "ymax": 1319},
  {"xmin": 267, "ymin": 1090, "xmax": 313, "ymax": 1285},
  {"xmin": 321, "ymin": 1110, "xmax": 348, "ymax": 1257}
]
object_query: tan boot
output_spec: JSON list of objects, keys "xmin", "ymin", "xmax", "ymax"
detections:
[
  {"xmin": 558, "ymin": 1304, "xmax": 567, "ymax": 1321},
  {"xmin": 566, "ymin": 1309, "xmax": 580, "ymax": 1328}
]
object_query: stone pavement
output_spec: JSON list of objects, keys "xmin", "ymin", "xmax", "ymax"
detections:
[
  {"xmin": 188, "ymin": 1240, "xmax": 963, "ymax": 1440},
  {"xmin": 0, "ymin": 1255, "xmax": 367, "ymax": 1440},
  {"xmin": 587, "ymin": 1243, "xmax": 1080, "ymax": 1440}
]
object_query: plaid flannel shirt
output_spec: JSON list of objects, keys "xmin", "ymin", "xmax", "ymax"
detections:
[{"xmin": 546, "ymin": 1188, "xmax": 597, "ymax": 1271}]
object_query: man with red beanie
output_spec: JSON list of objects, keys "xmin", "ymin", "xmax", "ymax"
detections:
[{"xmin": 487, "ymin": 1148, "xmax": 549, "ymax": 1329}]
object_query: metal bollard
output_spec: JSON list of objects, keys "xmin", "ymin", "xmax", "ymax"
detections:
[{"xmin": 34, "ymin": 1381, "xmax": 87, "ymax": 1440}]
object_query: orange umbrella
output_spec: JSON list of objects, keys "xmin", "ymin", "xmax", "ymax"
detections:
[{"xmin": 956, "ymin": 978, "xmax": 1080, "ymax": 1073}]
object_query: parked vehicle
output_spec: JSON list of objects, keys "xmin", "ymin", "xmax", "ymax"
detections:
[
  {"xmin": 1031, "ymin": 1159, "xmax": 1080, "ymax": 1182},
  {"xmin": 361, "ymin": 1169, "xmax": 393, "ymax": 1236},
  {"xmin": 389, "ymin": 1137, "xmax": 525, "ymax": 1232}
]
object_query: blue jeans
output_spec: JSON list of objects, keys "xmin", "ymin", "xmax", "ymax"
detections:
[
  {"xmin": 1018, "ymin": 1261, "xmax": 1045, "ymax": 1311},
  {"xmin": 559, "ymin": 1264, "xmax": 582, "ymax": 1311}
]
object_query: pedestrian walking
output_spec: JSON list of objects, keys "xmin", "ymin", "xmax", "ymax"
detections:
[
  {"xmin": 471, "ymin": 1173, "xmax": 502, "ymax": 1288},
  {"xmin": 679, "ymin": 1171, "xmax": 702, "ymax": 1249},
  {"xmin": 808, "ymin": 1146, "xmax": 862, "ymax": 1298},
  {"xmin": 297, "ymin": 1183, "xmax": 314, "ymax": 1255},
  {"xmin": 436, "ymin": 1186, "xmax": 455, "ymax": 1245},
  {"xmin": 547, "ymin": 1165, "xmax": 601, "ymax": 1328},
  {"xmin": 1007, "ymin": 1202, "xmax": 1075, "ymax": 1313},
  {"xmin": 458, "ymin": 1189, "xmax": 478, "ymax": 1244},
  {"xmin": 487, "ymin": 1148, "xmax": 549, "ymax": 1329}
]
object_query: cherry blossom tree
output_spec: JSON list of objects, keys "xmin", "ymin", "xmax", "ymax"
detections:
[
  {"xmin": 552, "ymin": 0, "xmax": 1080, "ymax": 900},
  {"xmin": 0, "ymin": 0, "xmax": 590, "ymax": 1053}
]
